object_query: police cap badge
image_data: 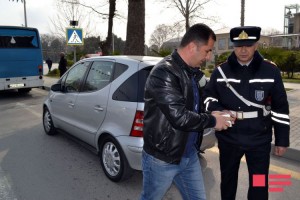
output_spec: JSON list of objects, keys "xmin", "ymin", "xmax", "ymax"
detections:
[{"xmin": 230, "ymin": 26, "xmax": 261, "ymax": 47}]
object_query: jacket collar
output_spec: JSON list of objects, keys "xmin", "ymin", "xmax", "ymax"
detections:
[
  {"xmin": 227, "ymin": 51, "xmax": 263, "ymax": 72},
  {"xmin": 171, "ymin": 50, "xmax": 204, "ymax": 81}
]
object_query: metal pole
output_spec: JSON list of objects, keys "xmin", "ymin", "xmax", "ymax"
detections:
[
  {"xmin": 74, "ymin": 46, "xmax": 76, "ymax": 63},
  {"xmin": 24, "ymin": 0, "xmax": 27, "ymax": 27}
]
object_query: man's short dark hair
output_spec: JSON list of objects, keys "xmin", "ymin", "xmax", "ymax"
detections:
[{"xmin": 180, "ymin": 23, "xmax": 216, "ymax": 47}]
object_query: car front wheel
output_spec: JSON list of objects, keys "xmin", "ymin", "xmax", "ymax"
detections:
[
  {"xmin": 99, "ymin": 136, "xmax": 133, "ymax": 182},
  {"xmin": 43, "ymin": 107, "xmax": 57, "ymax": 135}
]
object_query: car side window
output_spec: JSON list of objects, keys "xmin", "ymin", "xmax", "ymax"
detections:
[
  {"xmin": 82, "ymin": 61, "xmax": 114, "ymax": 92},
  {"xmin": 112, "ymin": 66, "xmax": 153, "ymax": 102},
  {"xmin": 112, "ymin": 63, "xmax": 128, "ymax": 81},
  {"xmin": 64, "ymin": 62, "xmax": 89, "ymax": 92}
]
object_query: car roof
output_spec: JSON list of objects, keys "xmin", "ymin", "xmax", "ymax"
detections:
[{"xmin": 83, "ymin": 55, "xmax": 162, "ymax": 65}]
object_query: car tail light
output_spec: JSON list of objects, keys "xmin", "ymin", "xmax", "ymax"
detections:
[{"xmin": 130, "ymin": 111, "xmax": 144, "ymax": 137}]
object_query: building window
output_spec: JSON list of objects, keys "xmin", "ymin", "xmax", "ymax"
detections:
[{"xmin": 218, "ymin": 38, "xmax": 226, "ymax": 50}]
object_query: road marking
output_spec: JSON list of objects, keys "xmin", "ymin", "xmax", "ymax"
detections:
[
  {"xmin": 16, "ymin": 102, "xmax": 41, "ymax": 118},
  {"xmin": 0, "ymin": 166, "xmax": 18, "ymax": 200},
  {"xmin": 208, "ymin": 146, "xmax": 300, "ymax": 180}
]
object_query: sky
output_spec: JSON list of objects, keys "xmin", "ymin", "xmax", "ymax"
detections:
[{"xmin": 0, "ymin": 0, "xmax": 299, "ymax": 45}]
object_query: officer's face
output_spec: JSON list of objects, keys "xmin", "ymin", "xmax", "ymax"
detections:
[{"xmin": 234, "ymin": 43, "xmax": 258, "ymax": 64}]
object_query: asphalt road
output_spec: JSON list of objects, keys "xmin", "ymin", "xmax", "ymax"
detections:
[{"xmin": 0, "ymin": 89, "xmax": 299, "ymax": 200}]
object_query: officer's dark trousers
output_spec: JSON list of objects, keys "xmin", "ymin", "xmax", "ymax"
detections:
[{"xmin": 218, "ymin": 140, "xmax": 271, "ymax": 200}]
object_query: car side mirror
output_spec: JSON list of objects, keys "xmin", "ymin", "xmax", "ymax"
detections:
[{"xmin": 50, "ymin": 83, "xmax": 62, "ymax": 92}]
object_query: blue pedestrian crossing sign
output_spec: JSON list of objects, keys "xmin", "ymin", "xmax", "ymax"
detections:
[{"xmin": 66, "ymin": 28, "xmax": 83, "ymax": 45}]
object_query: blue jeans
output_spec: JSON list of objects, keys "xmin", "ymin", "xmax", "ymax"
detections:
[{"xmin": 140, "ymin": 150, "xmax": 206, "ymax": 200}]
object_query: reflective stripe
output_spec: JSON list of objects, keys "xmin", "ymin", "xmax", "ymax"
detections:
[
  {"xmin": 217, "ymin": 78, "xmax": 240, "ymax": 83},
  {"xmin": 249, "ymin": 79, "xmax": 274, "ymax": 83},
  {"xmin": 233, "ymin": 36, "xmax": 257, "ymax": 40},
  {"xmin": 205, "ymin": 102, "xmax": 210, "ymax": 112},
  {"xmin": 204, "ymin": 97, "xmax": 218, "ymax": 112},
  {"xmin": 271, "ymin": 117, "xmax": 290, "ymax": 125},
  {"xmin": 271, "ymin": 111, "xmax": 289, "ymax": 119},
  {"xmin": 204, "ymin": 97, "xmax": 218, "ymax": 104}
]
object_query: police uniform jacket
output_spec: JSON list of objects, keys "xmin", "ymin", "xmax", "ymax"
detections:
[
  {"xmin": 143, "ymin": 50, "xmax": 216, "ymax": 164},
  {"xmin": 204, "ymin": 51, "xmax": 290, "ymax": 147}
]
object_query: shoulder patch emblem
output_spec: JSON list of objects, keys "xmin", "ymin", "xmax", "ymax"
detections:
[{"xmin": 255, "ymin": 90, "xmax": 264, "ymax": 101}]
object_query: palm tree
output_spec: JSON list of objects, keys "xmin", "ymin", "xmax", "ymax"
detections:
[
  {"xmin": 9, "ymin": 0, "xmax": 27, "ymax": 27},
  {"xmin": 241, "ymin": 0, "xmax": 245, "ymax": 26}
]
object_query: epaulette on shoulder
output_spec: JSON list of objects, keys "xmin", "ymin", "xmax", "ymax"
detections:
[
  {"xmin": 217, "ymin": 61, "xmax": 227, "ymax": 67},
  {"xmin": 263, "ymin": 59, "xmax": 277, "ymax": 67}
]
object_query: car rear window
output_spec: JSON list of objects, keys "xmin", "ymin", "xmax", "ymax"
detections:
[{"xmin": 112, "ymin": 66, "xmax": 153, "ymax": 102}]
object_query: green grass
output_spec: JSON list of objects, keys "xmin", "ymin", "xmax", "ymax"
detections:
[{"xmin": 282, "ymin": 78, "xmax": 300, "ymax": 83}]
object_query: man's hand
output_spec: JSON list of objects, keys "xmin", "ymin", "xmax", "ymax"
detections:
[
  {"xmin": 274, "ymin": 146, "xmax": 287, "ymax": 156},
  {"xmin": 211, "ymin": 111, "xmax": 233, "ymax": 131}
]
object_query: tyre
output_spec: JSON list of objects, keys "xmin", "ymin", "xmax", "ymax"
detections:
[
  {"xmin": 99, "ymin": 136, "xmax": 134, "ymax": 182},
  {"xmin": 18, "ymin": 88, "xmax": 31, "ymax": 93},
  {"xmin": 43, "ymin": 107, "xmax": 57, "ymax": 135}
]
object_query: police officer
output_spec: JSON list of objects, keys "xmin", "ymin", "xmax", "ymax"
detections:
[{"xmin": 204, "ymin": 26, "xmax": 290, "ymax": 200}]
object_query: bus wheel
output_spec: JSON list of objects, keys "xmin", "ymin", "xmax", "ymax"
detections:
[{"xmin": 18, "ymin": 88, "xmax": 31, "ymax": 93}]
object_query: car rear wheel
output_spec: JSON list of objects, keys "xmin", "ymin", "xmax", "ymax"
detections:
[
  {"xmin": 43, "ymin": 107, "xmax": 57, "ymax": 135},
  {"xmin": 99, "ymin": 136, "xmax": 133, "ymax": 182}
]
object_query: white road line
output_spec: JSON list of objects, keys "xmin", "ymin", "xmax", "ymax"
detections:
[
  {"xmin": 15, "ymin": 102, "xmax": 41, "ymax": 118},
  {"xmin": 0, "ymin": 167, "xmax": 18, "ymax": 200}
]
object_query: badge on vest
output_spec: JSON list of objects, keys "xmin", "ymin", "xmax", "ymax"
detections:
[{"xmin": 255, "ymin": 90, "xmax": 264, "ymax": 101}]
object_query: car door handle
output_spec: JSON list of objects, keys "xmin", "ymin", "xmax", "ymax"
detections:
[
  {"xmin": 94, "ymin": 106, "xmax": 104, "ymax": 111},
  {"xmin": 68, "ymin": 102, "xmax": 75, "ymax": 108}
]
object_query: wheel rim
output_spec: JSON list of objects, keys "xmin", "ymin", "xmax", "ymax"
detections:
[
  {"xmin": 102, "ymin": 141, "xmax": 121, "ymax": 177},
  {"xmin": 43, "ymin": 110, "xmax": 52, "ymax": 133}
]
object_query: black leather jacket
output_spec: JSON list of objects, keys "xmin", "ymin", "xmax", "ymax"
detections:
[{"xmin": 143, "ymin": 50, "xmax": 216, "ymax": 164}]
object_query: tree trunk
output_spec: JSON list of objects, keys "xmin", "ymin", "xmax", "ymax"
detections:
[
  {"xmin": 124, "ymin": 0, "xmax": 145, "ymax": 55},
  {"xmin": 101, "ymin": 0, "xmax": 116, "ymax": 55}
]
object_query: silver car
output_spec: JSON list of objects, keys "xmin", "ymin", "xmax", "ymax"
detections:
[{"xmin": 43, "ymin": 55, "xmax": 216, "ymax": 182}]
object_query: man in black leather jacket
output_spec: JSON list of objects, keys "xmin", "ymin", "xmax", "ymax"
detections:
[{"xmin": 140, "ymin": 23, "xmax": 232, "ymax": 200}]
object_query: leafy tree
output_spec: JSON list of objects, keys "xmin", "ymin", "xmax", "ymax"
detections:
[
  {"xmin": 124, "ymin": 0, "xmax": 145, "ymax": 55},
  {"xmin": 82, "ymin": 36, "xmax": 101, "ymax": 54},
  {"xmin": 260, "ymin": 47, "xmax": 300, "ymax": 78},
  {"xmin": 41, "ymin": 34, "xmax": 66, "ymax": 62},
  {"xmin": 216, "ymin": 51, "xmax": 231, "ymax": 65},
  {"xmin": 285, "ymin": 52, "xmax": 297, "ymax": 78}
]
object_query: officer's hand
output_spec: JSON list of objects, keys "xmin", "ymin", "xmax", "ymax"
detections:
[
  {"xmin": 274, "ymin": 146, "xmax": 287, "ymax": 156},
  {"xmin": 222, "ymin": 110, "xmax": 236, "ymax": 125},
  {"xmin": 211, "ymin": 111, "xmax": 231, "ymax": 131}
]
